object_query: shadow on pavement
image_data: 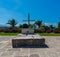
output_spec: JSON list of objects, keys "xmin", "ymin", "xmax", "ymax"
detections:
[{"xmin": 13, "ymin": 44, "xmax": 49, "ymax": 48}]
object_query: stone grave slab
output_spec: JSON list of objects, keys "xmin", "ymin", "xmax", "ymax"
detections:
[{"xmin": 12, "ymin": 34, "xmax": 45, "ymax": 48}]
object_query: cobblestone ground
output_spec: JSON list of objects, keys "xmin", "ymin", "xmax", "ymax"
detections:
[{"xmin": 0, "ymin": 36, "xmax": 60, "ymax": 57}]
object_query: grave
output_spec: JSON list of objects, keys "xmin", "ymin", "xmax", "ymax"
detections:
[
  {"xmin": 12, "ymin": 34, "xmax": 45, "ymax": 48},
  {"xmin": 12, "ymin": 13, "xmax": 45, "ymax": 48}
]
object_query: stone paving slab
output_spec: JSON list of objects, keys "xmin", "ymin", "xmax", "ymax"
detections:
[{"xmin": 0, "ymin": 36, "xmax": 60, "ymax": 57}]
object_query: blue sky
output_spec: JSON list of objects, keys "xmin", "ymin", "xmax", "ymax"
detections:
[{"xmin": 0, "ymin": 0, "xmax": 60, "ymax": 26}]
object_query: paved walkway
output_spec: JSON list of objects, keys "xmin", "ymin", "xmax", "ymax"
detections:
[{"xmin": 0, "ymin": 36, "xmax": 60, "ymax": 57}]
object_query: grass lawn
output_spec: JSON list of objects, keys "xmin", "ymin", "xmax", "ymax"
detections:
[
  {"xmin": 1, "ymin": 32, "xmax": 60, "ymax": 36},
  {"xmin": 38, "ymin": 33, "xmax": 60, "ymax": 36},
  {"xmin": 0, "ymin": 32, "xmax": 19, "ymax": 36}
]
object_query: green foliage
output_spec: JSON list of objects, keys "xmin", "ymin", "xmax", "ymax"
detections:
[
  {"xmin": 7, "ymin": 19, "xmax": 17, "ymax": 28},
  {"xmin": 0, "ymin": 32, "xmax": 19, "ymax": 36},
  {"xmin": 53, "ymin": 28, "xmax": 60, "ymax": 33},
  {"xmin": 38, "ymin": 33, "xmax": 60, "ymax": 36},
  {"xmin": 22, "ymin": 24, "xmax": 29, "ymax": 28},
  {"xmin": 19, "ymin": 25, "xmax": 23, "ymax": 28},
  {"xmin": 3, "ymin": 18, "xmax": 60, "ymax": 33},
  {"xmin": 42, "ymin": 25, "xmax": 50, "ymax": 30},
  {"xmin": 29, "ymin": 24, "xmax": 35, "ymax": 28},
  {"xmin": 58, "ymin": 22, "xmax": 60, "ymax": 30},
  {"xmin": 49, "ymin": 25, "xmax": 54, "ymax": 30},
  {"xmin": 38, "ymin": 27, "xmax": 45, "ymax": 32},
  {"xmin": 35, "ymin": 20, "xmax": 42, "ymax": 28}
]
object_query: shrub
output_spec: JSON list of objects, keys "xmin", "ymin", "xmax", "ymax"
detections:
[
  {"xmin": 9, "ymin": 28, "xmax": 21, "ymax": 33},
  {"xmin": 34, "ymin": 27, "xmax": 45, "ymax": 33},
  {"xmin": 46, "ymin": 29, "xmax": 52, "ymax": 33},
  {"xmin": 38, "ymin": 27, "xmax": 45, "ymax": 33},
  {"xmin": 53, "ymin": 29, "xmax": 60, "ymax": 33},
  {"xmin": 0, "ymin": 29, "xmax": 3, "ymax": 32},
  {"xmin": 34, "ymin": 29, "xmax": 38, "ymax": 33}
]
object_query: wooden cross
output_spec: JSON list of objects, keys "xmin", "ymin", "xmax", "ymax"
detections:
[{"xmin": 23, "ymin": 13, "xmax": 35, "ymax": 26}]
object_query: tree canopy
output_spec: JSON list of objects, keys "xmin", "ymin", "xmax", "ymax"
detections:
[
  {"xmin": 7, "ymin": 19, "xmax": 17, "ymax": 28},
  {"xmin": 35, "ymin": 20, "xmax": 42, "ymax": 28}
]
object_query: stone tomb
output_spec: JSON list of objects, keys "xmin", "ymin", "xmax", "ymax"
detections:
[
  {"xmin": 12, "ymin": 34, "xmax": 45, "ymax": 48},
  {"xmin": 22, "ymin": 28, "xmax": 34, "ymax": 34}
]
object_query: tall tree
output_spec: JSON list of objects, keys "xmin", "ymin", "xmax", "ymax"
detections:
[
  {"xmin": 7, "ymin": 19, "xmax": 17, "ymax": 28},
  {"xmin": 19, "ymin": 25, "xmax": 23, "ymax": 28},
  {"xmin": 58, "ymin": 22, "xmax": 60, "ymax": 30},
  {"xmin": 49, "ymin": 25, "xmax": 54, "ymax": 30},
  {"xmin": 35, "ymin": 20, "xmax": 42, "ymax": 28},
  {"xmin": 42, "ymin": 25, "xmax": 49, "ymax": 31}
]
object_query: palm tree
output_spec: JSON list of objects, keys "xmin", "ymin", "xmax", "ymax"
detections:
[
  {"xmin": 7, "ymin": 19, "xmax": 17, "ymax": 28},
  {"xmin": 58, "ymin": 22, "xmax": 60, "ymax": 30},
  {"xmin": 35, "ymin": 20, "xmax": 42, "ymax": 28},
  {"xmin": 49, "ymin": 25, "xmax": 54, "ymax": 30}
]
